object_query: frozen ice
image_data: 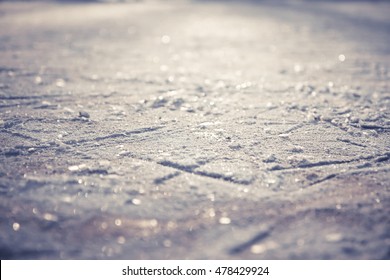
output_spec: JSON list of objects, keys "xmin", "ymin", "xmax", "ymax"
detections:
[{"xmin": 0, "ymin": 0, "xmax": 389, "ymax": 260}]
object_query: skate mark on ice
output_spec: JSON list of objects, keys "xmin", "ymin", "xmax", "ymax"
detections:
[
  {"xmin": 336, "ymin": 138, "xmax": 367, "ymax": 148},
  {"xmin": 282, "ymin": 123, "xmax": 306, "ymax": 134},
  {"xmin": 158, "ymin": 160, "xmax": 253, "ymax": 185},
  {"xmin": 307, "ymin": 174, "xmax": 337, "ymax": 187},
  {"xmin": 0, "ymin": 94, "xmax": 62, "ymax": 100},
  {"xmin": 154, "ymin": 171, "xmax": 181, "ymax": 185},
  {"xmin": 342, "ymin": 166, "xmax": 390, "ymax": 177},
  {"xmin": 1, "ymin": 130, "xmax": 41, "ymax": 142},
  {"xmin": 350, "ymin": 123, "xmax": 390, "ymax": 130},
  {"xmin": 269, "ymin": 159, "xmax": 354, "ymax": 171},
  {"xmin": 269, "ymin": 153, "xmax": 390, "ymax": 171},
  {"xmin": 306, "ymin": 165, "xmax": 390, "ymax": 187},
  {"xmin": 323, "ymin": 119, "xmax": 349, "ymax": 132},
  {"xmin": 63, "ymin": 126, "xmax": 164, "ymax": 145},
  {"xmin": 93, "ymin": 127, "xmax": 162, "ymax": 141},
  {"xmin": 195, "ymin": 170, "xmax": 254, "ymax": 185},
  {"xmin": 229, "ymin": 230, "xmax": 270, "ymax": 255},
  {"xmin": 375, "ymin": 154, "xmax": 390, "ymax": 163},
  {"xmin": 0, "ymin": 101, "xmax": 40, "ymax": 108},
  {"xmin": 0, "ymin": 67, "xmax": 17, "ymax": 73},
  {"xmin": 158, "ymin": 160, "xmax": 200, "ymax": 172}
]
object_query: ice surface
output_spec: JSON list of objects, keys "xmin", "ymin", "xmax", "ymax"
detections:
[{"xmin": 0, "ymin": 0, "xmax": 389, "ymax": 260}]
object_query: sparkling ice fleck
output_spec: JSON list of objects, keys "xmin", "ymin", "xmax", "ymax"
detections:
[
  {"xmin": 43, "ymin": 213, "xmax": 58, "ymax": 221},
  {"xmin": 325, "ymin": 233, "xmax": 343, "ymax": 242},
  {"xmin": 55, "ymin": 79, "xmax": 66, "ymax": 87},
  {"xmin": 115, "ymin": 219, "xmax": 122, "ymax": 226},
  {"xmin": 13, "ymin": 222, "xmax": 20, "ymax": 231},
  {"xmin": 219, "ymin": 217, "xmax": 231, "ymax": 225},
  {"xmin": 131, "ymin": 198, "xmax": 142, "ymax": 205},
  {"xmin": 161, "ymin": 35, "xmax": 171, "ymax": 44}
]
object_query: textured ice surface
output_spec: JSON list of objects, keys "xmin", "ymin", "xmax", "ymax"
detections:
[{"xmin": 0, "ymin": 0, "xmax": 389, "ymax": 259}]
